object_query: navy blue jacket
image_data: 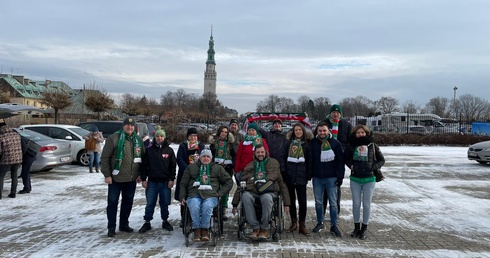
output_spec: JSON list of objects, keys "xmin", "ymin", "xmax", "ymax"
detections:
[{"xmin": 309, "ymin": 135, "xmax": 345, "ymax": 180}]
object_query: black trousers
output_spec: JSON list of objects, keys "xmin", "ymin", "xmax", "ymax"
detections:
[{"xmin": 287, "ymin": 184, "xmax": 308, "ymax": 221}]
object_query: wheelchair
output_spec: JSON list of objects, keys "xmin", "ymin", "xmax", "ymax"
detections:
[
  {"xmin": 182, "ymin": 197, "xmax": 223, "ymax": 247},
  {"xmin": 236, "ymin": 182, "xmax": 284, "ymax": 242}
]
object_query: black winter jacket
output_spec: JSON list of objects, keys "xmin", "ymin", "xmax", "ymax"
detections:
[
  {"xmin": 141, "ymin": 139, "xmax": 177, "ymax": 182},
  {"xmin": 309, "ymin": 135, "xmax": 345, "ymax": 180},
  {"xmin": 345, "ymin": 133, "xmax": 385, "ymax": 178},
  {"xmin": 321, "ymin": 117, "xmax": 353, "ymax": 150},
  {"xmin": 259, "ymin": 128, "xmax": 288, "ymax": 173},
  {"xmin": 283, "ymin": 131, "xmax": 313, "ymax": 185}
]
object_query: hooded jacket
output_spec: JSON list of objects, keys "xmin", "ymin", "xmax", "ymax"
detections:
[{"xmin": 141, "ymin": 139, "xmax": 177, "ymax": 182}]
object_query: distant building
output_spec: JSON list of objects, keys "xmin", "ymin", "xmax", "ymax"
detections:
[{"xmin": 204, "ymin": 28, "xmax": 217, "ymax": 95}]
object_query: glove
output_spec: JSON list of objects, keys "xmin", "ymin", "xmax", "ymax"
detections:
[{"xmin": 336, "ymin": 178, "xmax": 343, "ymax": 187}]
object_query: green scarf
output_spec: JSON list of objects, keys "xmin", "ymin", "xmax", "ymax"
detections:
[
  {"xmin": 193, "ymin": 163, "xmax": 212, "ymax": 190},
  {"xmin": 215, "ymin": 139, "xmax": 232, "ymax": 165},
  {"xmin": 244, "ymin": 134, "xmax": 263, "ymax": 149},
  {"xmin": 253, "ymin": 158, "xmax": 269, "ymax": 183},
  {"xmin": 353, "ymin": 145, "xmax": 369, "ymax": 161},
  {"xmin": 113, "ymin": 129, "xmax": 142, "ymax": 175},
  {"xmin": 287, "ymin": 139, "xmax": 305, "ymax": 163},
  {"xmin": 319, "ymin": 136, "xmax": 335, "ymax": 162}
]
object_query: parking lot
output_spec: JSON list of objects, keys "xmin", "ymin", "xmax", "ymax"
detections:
[{"xmin": 1, "ymin": 146, "xmax": 490, "ymax": 258}]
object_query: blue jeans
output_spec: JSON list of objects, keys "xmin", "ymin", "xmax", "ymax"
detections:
[
  {"xmin": 350, "ymin": 180, "xmax": 376, "ymax": 224},
  {"xmin": 89, "ymin": 152, "xmax": 100, "ymax": 170},
  {"xmin": 186, "ymin": 196, "xmax": 218, "ymax": 229},
  {"xmin": 144, "ymin": 181, "xmax": 171, "ymax": 222},
  {"xmin": 313, "ymin": 177, "xmax": 338, "ymax": 225},
  {"xmin": 107, "ymin": 181, "xmax": 137, "ymax": 229}
]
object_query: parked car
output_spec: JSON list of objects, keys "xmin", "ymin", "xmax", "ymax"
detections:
[
  {"xmin": 78, "ymin": 121, "xmax": 155, "ymax": 140},
  {"xmin": 13, "ymin": 128, "xmax": 72, "ymax": 172},
  {"xmin": 467, "ymin": 140, "xmax": 490, "ymax": 164},
  {"xmin": 398, "ymin": 126, "xmax": 429, "ymax": 135},
  {"xmin": 19, "ymin": 124, "xmax": 92, "ymax": 166}
]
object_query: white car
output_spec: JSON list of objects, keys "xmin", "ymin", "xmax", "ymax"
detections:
[
  {"xmin": 19, "ymin": 124, "xmax": 95, "ymax": 166},
  {"xmin": 467, "ymin": 140, "xmax": 490, "ymax": 164}
]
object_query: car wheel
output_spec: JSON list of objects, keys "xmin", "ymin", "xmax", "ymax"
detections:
[
  {"xmin": 78, "ymin": 150, "xmax": 90, "ymax": 166},
  {"xmin": 477, "ymin": 161, "xmax": 488, "ymax": 164}
]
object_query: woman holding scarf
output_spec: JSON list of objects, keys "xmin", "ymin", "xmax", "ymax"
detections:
[
  {"xmin": 209, "ymin": 125, "xmax": 235, "ymax": 220},
  {"xmin": 234, "ymin": 123, "xmax": 269, "ymax": 184},
  {"xmin": 284, "ymin": 123, "xmax": 313, "ymax": 236},
  {"xmin": 101, "ymin": 117, "xmax": 144, "ymax": 237},
  {"xmin": 345, "ymin": 124, "xmax": 385, "ymax": 240}
]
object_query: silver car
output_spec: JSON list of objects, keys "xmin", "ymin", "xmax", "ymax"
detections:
[
  {"xmin": 14, "ymin": 128, "xmax": 73, "ymax": 172},
  {"xmin": 467, "ymin": 140, "xmax": 490, "ymax": 164}
]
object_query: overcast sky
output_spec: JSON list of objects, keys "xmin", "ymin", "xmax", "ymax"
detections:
[{"xmin": 1, "ymin": 1, "xmax": 489, "ymax": 114}]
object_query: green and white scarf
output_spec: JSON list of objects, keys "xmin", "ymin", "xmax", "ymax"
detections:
[
  {"xmin": 353, "ymin": 144, "xmax": 370, "ymax": 162},
  {"xmin": 193, "ymin": 164, "xmax": 212, "ymax": 190},
  {"xmin": 243, "ymin": 134, "xmax": 263, "ymax": 149},
  {"xmin": 253, "ymin": 158, "xmax": 269, "ymax": 183},
  {"xmin": 215, "ymin": 139, "xmax": 232, "ymax": 165},
  {"xmin": 319, "ymin": 136, "xmax": 335, "ymax": 162},
  {"xmin": 287, "ymin": 139, "xmax": 305, "ymax": 163},
  {"xmin": 113, "ymin": 129, "xmax": 142, "ymax": 175}
]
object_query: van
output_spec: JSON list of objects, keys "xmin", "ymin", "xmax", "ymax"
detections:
[{"xmin": 78, "ymin": 121, "xmax": 155, "ymax": 140}]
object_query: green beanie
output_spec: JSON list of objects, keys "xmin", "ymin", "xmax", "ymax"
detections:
[
  {"xmin": 154, "ymin": 125, "xmax": 166, "ymax": 138},
  {"xmin": 247, "ymin": 123, "xmax": 259, "ymax": 132},
  {"xmin": 330, "ymin": 104, "xmax": 342, "ymax": 115}
]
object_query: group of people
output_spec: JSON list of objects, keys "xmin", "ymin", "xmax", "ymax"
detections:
[
  {"xmin": 0, "ymin": 118, "xmax": 38, "ymax": 199},
  {"xmin": 100, "ymin": 104, "xmax": 385, "ymax": 242}
]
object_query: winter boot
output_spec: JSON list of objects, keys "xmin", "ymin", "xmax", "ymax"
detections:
[
  {"xmin": 287, "ymin": 218, "xmax": 298, "ymax": 233},
  {"xmin": 359, "ymin": 224, "xmax": 368, "ymax": 240},
  {"xmin": 89, "ymin": 168, "xmax": 93, "ymax": 173},
  {"xmin": 193, "ymin": 228, "xmax": 201, "ymax": 241},
  {"xmin": 298, "ymin": 221, "xmax": 310, "ymax": 236},
  {"xmin": 350, "ymin": 223, "xmax": 360, "ymax": 238}
]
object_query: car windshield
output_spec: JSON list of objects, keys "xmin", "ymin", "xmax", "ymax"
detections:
[
  {"xmin": 69, "ymin": 127, "xmax": 91, "ymax": 136},
  {"xmin": 15, "ymin": 128, "xmax": 53, "ymax": 142}
]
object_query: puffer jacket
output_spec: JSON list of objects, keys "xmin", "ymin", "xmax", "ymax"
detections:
[
  {"xmin": 141, "ymin": 139, "xmax": 176, "ymax": 182},
  {"xmin": 231, "ymin": 157, "xmax": 291, "ymax": 207},
  {"xmin": 0, "ymin": 126, "xmax": 23, "ymax": 165},
  {"xmin": 101, "ymin": 131, "xmax": 144, "ymax": 183},
  {"xmin": 283, "ymin": 130, "xmax": 313, "ymax": 185},
  {"xmin": 345, "ymin": 133, "xmax": 385, "ymax": 178},
  {"xmin": 179, "ymin": 160, "xmax": 233, "ymax": 201},
  {"xmin": 309, "ymin": 134, "xmax": 345, "ymax": 180}
]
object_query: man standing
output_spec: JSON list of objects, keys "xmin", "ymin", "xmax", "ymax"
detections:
[
  {"xmin": 101, "ymin": 117, "xmax": 144, "ymax": 237},
  {"xmin": 228, "ymin": 118, "xmax": 243, "ymax": 165},
  {"xmin": 309, "ymin": 122, "xmax": 345, "ymax": 237},
  {"xmin": 138, "ymin": 126, "xmax": 176, "ymax": 233},
  {"xmin": 258, "ymin": 119, "xmax": 288, "ymax": 176},
  {"xmin": 0, "ymin": 119, "xmax": 23, "ymax": 199},
  {"xmin": 320, "ymin": 104, "xmax": 352, "ymax": 215}
]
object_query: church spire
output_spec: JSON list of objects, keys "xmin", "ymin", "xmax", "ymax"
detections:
[
  {"xmin": 206, "ymin": 26, "xmax": 215, "ymax": 65},
  {"xmin": 204, "ymin": 25, "xmax": 217, "ymax": 95}
]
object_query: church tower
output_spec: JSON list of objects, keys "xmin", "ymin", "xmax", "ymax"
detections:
[{"xmin": 204, "ymin": 27, "xmax": 217, "ymax": 95}]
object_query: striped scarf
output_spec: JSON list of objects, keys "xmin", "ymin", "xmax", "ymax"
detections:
[
  {"xmin": 287, "ymin": 139, "xmax": 305, "ymax": 163},
  {"xmin": 330, "ymin": 118, "xmax": 339, "ymax": 140}
]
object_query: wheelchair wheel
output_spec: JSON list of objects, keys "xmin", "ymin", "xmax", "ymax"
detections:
[
  {"xmin": 237, "ymin": 201, "xmax": 245, "ymax": 240},
  {"xmin": 183, "ymin": 204, "xmax": 192, "ymax": 246},
  {"xmin": 272, "ymin": 231, "xmax": 280, "ymax": 242},
  {"xmin": 277, "ymin": 195, "xmax": 285, "ymax": 233}
]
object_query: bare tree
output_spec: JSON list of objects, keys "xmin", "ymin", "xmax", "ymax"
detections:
[
  {"xmin": 458, "ymin": 94, "xmax": 490, "ymax": 121},
  {"xmin": 276, "ymin": 97, "xmax": 296, "ymax": 112},
  {"xmin": 43, "ymin": 89, "xmax": 72, "ymax": 124},
  {"xmin": 121, "ymin": 93, "xmax": 141, "ymax": 116},
  {"xmin": 312, "ymin": 97, "xmax": 331, "ymax": 121},
  {"xmin": 256, "ymin": 94, "xmax": 281, "ymax": 112},
  {"xmin": 425, "ymin": 97, "xmax": 451, "ymax": 117},
  {"xmin": 340, "ymin": 96, "xmax": 375, "ymax": 117},
  {"xmin": 297, "ymin": 95, "xmax": 311, "ymax": 112},
  {"xmin": 375, "ymin": 96, "xmax": 399, "ymax": 114},
  {"xmin": 401, "ymin": 100, "xmax": 419, "ymax": 113},
  {"xmin": 84, "ymin": 82, "xmax": 114, "ymax": 120}
]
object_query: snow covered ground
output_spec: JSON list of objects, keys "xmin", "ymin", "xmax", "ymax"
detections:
[{"xmin": 1, "ymin": 145, "xmax": 489, "ymax": 258}]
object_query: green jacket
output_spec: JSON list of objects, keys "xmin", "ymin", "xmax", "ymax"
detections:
[
  {"xmin": 101, "ymin": 132, "xmax": 144, "ymax": 182},
  {"xmin": 179, "ymin": 160, "xmax": 233, "ymax": 201},
  {"xmin": 232, "ymin": 157, "xmax": 291, "ymax": 207}
]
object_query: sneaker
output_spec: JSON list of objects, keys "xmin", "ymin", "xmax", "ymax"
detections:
[
  {"xmin": 330, "ymin": 225, "xmax": 342, "ymax": 237},
  {"xmin": 162, "ymin": 221, "xmax": 174, "ymax": 231},
  {"xmin": 312, "ymin": 222, "xmax": 324, "ymax": 233},
  {"xmin": 119, "ymin": 225, "xmax": 134, "ymax": 233},
  {"xmin": 8, "ymin": 193, "xmax": 15, "ymax": 198},
  {"xmin": 249, "ymin": 228, "xmax": 260, "ymax": 240},
  {"xmin": 107, "ymin": 228, "xmax": 116, "ymax": 237},
  {"xmin": 138, "ymin": 222, "xmax": 151, "ymax": 233},
  {"xmin": 18, "ymin": 190, "xmax": 30, "ymax": 194}
]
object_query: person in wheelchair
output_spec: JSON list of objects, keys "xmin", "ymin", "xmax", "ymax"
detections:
[
  {"xmin": 233, "ymin": 144, "xmax": 290, "ymax": 240},
  {"xmin": 179, "ymin": 148, "xmax": 233, "ymax": 242}
]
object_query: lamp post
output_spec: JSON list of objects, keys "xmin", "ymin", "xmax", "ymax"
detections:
[{"xmin": 453, "ymin": 86, "xmax": 458, "ymax": 119}]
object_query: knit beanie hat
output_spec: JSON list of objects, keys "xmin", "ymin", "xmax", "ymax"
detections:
[
  {"xmin": 92, "ymin": 125, "xmax": 99, "ymax": 132},
  {"xmin": 229, "ymin": 118, "xmax": 239, "ymax": 126},
  {"xmin": 200, "ymin": 148, "xmax": 213, "ymax": 158},
  {"xmin": 154, "ymin": 125, "xmax": 166, "ymax": 138},
  {"xmin": 247, "ymin": 123, "xmax": 259, "ymax": 132},
  {"xmin": 186, "ymin": 127, "xmax": 199, "ymax": 137},
  {"xmin": 123, "ymin": 117, "xmax": 136, "ymax": 126},
  {"xmin": 330, "ymin": 104, "xmax": 342, "ymax": 115}
]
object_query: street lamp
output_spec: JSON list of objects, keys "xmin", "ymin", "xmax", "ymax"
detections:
[{"xmin": 453, "ymin": 86, "xmax": 458, "ymax": 119}]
